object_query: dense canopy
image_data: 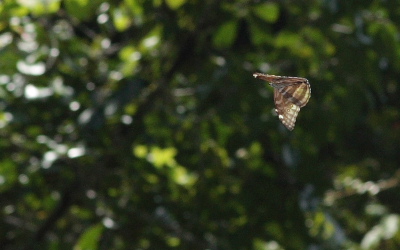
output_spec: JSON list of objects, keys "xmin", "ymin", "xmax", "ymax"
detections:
[{"xmin": 1, "ymin": 0, "xmax": 400, "ymax": 249}]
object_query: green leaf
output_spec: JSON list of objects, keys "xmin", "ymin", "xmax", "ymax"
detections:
[
  {"xmin": 274, "ymin": 31, "xmax": 300, "ymax": 48},
  {"xmin": 0, "ymin": 159, "xmax": 18, "ymax": 192},
  {"xmin": 252, "ymin": 3, "xmax": 279, "ymax": 23},
  {"xmin": 212, "ymin": 20, "xmax": 238, "ymax": 48},
  {"xmin": 165, "ymin": 0, "xmax": 186, "ymax": 10},
  {"xmin": 166, "ymin": 236, "xmax": 180, "ymax": 247},
  {"xmin": 150, "ymin": 147, "xmax": 177, "ymax": 168},
  {"xmin": 113, "ymin": 7, "xmax": 131, "ymax": 31},
  {"xmin": 16, "ymin": 0, "xmax": 61, "ymax": 15},
  {"xmin": 249, "ymin": 21, "xmax": 272, "ymax": 45},
  {"xmin": 64, "ymin": 0, "xmax": 100, "ymax": 20},
  {"xmin": 74, "ymin": 224, "xmax": 104, "ymax": 250},
  {"xmin": 133, "ymin": 144, "xmax": 148, "ymax": 158}
]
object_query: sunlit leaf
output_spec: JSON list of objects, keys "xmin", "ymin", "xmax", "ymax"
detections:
[
  {"xmin": 74, "ymin": 224, "xmax": 104, "ymax": 250},
  {"xmin": 165, "ymin": 0, "xmax": 186, "ymax": 10},
  {"xmin": 252, "ymin": 3, "xmax": 279, "ymax": 23},
  {"xmin": 134, "ymin": 145, "xmax": 148, "ymax": 158},
  {"xmin": 382, "ymin": 214, "xmax": 400, "ymax": 239},
  {"xmin": 149, "ymin": 147, "xmax": 177, "ymax": 168},
  {"xmin": 140, "ymin": 25, "xmax": 162, "ymax": 52},
  {"xmin": 17, "ymin": 0, "xmax": 61, "ymax": 15},
  {"xmin": 171, "ymin": 165, "xmax": 197, "ymax": 186},
  {"xmin": 166, "ymin": 236, "xmax": 180, "ymax": 247},
  {"xmin": 113, "ymin": 7, "xmax": 131, "ymax": 31},
  {"xmin": 119, "ymin": 45, "xmax": 141, "ymax": 75},
  {"xmin": 212, "ymin": 20, "xmax": 238, "ymax": 48}
]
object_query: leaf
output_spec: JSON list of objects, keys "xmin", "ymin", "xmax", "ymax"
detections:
[
  {"xmin": 16, "ymin": 0, "xmax": 61, "ymax": 15},
  {"xmin": 252, "ymin": 3, "xmax": 279, "ymax": 23},
  {"xmin": 361, "ymin": 214, "xmax": 400, "ymax": 249},
  {"xmin": 64, "ymin": 0, "xmax": 100, "ymax": 20},
  {"xmin": 165, "ymin": 0, "xmax": 186, "ymax": 10},
  {"xmin": 133, "ymin": 145, "xmax": 148, "ymax": 158},
  {"xmin": 149, "ymin": 147, "xmax": 177, "ymax": 168},
  {"xmin": 212, "ymin": 20, "xmax": 238, "ymax": 48},
  {"xmin": 74, "ymin": 224, "xmax": 104, "ymax": 250},
  {"xmin": 0, "ymin": 159, "xmax": 18, "ymax": 192},
  {"xmin": 113, "ymin": 8, "xmax": 131, "ymax": 31},
  {"xmin": 248, "ymin": 21, "xmax": 272, "ymax": 45}
]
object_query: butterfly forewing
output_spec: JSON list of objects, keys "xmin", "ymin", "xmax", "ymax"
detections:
[
  {"xmin": 278, "ymin": 83, "xmax": 311, "ymax": 108},
  {"xmin": 253, "ymin": 73, "xmax": 311, "ymax": 130}
]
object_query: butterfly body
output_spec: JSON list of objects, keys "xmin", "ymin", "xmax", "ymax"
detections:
[{"xmin": 253, "ymin": 73, "xmax": 311, "ymax": 130}]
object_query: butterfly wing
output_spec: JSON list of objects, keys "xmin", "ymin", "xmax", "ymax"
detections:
[
  {"xmin": 278, "ymin": 83, "xmax": 311, "ymax": 108},
  {"xmin": 254, "ymin": 73, "xmax": 311, "ymax": 130},
  {"xmin": 274, "ymin": 88, "xmax": 300, "ymax": 131}
]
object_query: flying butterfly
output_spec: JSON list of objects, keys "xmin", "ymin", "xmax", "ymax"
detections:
[{"xmin": 253, "ymin": 73, "xmax": 311, "ymax": 130}]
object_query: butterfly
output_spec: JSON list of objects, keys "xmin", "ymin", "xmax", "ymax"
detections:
[{"xmin": 253, "ymin": 73, "xmax": 311, "ymax": 130}]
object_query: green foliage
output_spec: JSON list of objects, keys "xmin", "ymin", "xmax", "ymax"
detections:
[
  {"xmin": 1, "ymin": 0, "xmax": 400, "ymax": 250},
  {"xmin": 252, "ymin": 3, "xmax": 280, "ymax": 23},
  {"xmin": 213, "ymin": 20, "xmax": 239, "ymax": 48},
  {"xmin": 74, "ymin": 223, "xmax": 104, "ymax": 250}
]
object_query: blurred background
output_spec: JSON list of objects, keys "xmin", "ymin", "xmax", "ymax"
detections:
[{"xmin": 1, "ymin": 0, "xmax": 400, "ymax": 249}]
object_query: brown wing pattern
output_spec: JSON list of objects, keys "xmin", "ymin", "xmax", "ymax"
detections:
[
  {"xmin": 274, "ymin": 89, "xmax": 301, "ymax": 130},
  {"xmin": 253, "ymin": 72, "xmax": 311, "ymax": 130}
]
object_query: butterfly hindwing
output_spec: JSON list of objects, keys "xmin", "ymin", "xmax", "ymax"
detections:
[
  {"xmin": 274, "ymin": 89, "xmax": 301, "ymax": 131},
  {"xmin": 253, "ymin": 72, "xmax": 311, "ymax": 130}
]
